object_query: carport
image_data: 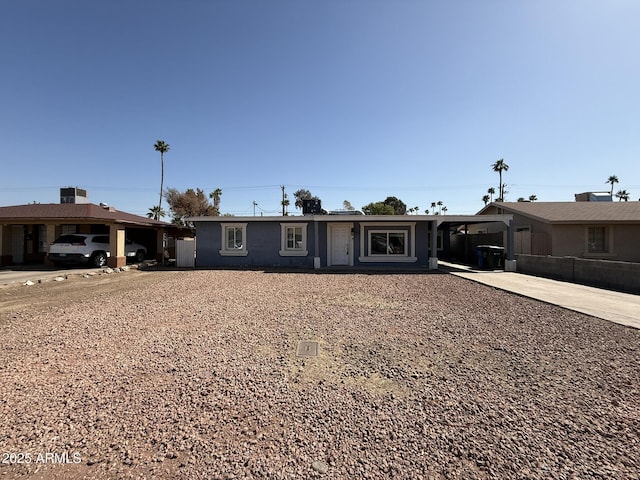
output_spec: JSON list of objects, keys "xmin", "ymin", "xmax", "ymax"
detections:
[
  {"xmin": 0, "ymin": 203, "xmax": 169, "ymax": 267},
  {"xmin": 437, "ymin": 215, "xmax": 515, "ymax": 269}
]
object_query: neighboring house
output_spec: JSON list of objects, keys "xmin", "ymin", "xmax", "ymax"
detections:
[
  {"xmin": 0, "ymin": 203, "xmax": 169, "ymax": 267},
  {"xmin": 186, "ymin": 214, "xmax": 512, "ymax": 270},
  {"xmin": 475, "ymin": 202, "xmax": 640, "ymax": 262}
]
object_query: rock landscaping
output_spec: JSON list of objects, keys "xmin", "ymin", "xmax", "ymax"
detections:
[{"xmin": 0, "ymin": 269, "xmax": 638, "ymax": 479}]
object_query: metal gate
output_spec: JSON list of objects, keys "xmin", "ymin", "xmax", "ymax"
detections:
[{"xmin": 176, "ymin": 238, "xmax": 196, "ymax": 268}]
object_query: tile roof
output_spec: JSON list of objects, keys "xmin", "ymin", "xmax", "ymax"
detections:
[
  {"xmin": 478, "ymin": 202, "xmax": 640, "ymax": 223},
  {"xmin": 0, "ymin": 203, "xmax": 168, "ymax": 227}
]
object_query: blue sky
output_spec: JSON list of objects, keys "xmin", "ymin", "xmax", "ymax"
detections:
[{"xmin": 1, "ymin": 0, "xmax": 638, "ymax": 217}]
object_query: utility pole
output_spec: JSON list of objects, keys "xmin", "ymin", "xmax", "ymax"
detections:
[
  {"xmin": 281, "ymin": 185, "xmax": 287, "ymax": 216},
  {"xmin": 253, "ymin": 201, "xmax": 258, "ymax": 216}
]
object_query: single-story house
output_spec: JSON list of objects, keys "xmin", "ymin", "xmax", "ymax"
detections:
[
  {"xmin": 186, "ymin": 214, "xmax": 514, "ymax": 270},
  {"xmin": 475, "ymin": 202, "xmax": 640, "ymax": 263},
  {"xmin": 0, "ymin": 203, "xmax": 170, "ymax": 267}
]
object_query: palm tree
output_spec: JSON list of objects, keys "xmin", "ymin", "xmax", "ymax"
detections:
[
  {"xmin": 407, "ymin": 206, "xmax": 419, "ymax": 215},
  {"xmin": 529, "ymin": 194, "xmax": 538, "ymax": 202},
  {"xmin": 147, "ymin": 205, "xmax": 166, "ymax": 219},
  {"xmin": 487, "ymin": 187, "xmax": 495, "ymax": 202},
  {"xmin": 154, "ymin": 140, "xmax": 170, "ymax": 220},
  {"xmin": 615, "ymin": 189, "xmax": 630, "ymax": 202},
  {"xmin": 482, "ymin": 194, "xmax": 490, "ymax": 205},
  {"xmin": 437, "ymin": 200, "xmax": 443, "ymax": 214},
  {"xmin": 606, "ymin": 175, "xmax": 619, "ymax": 197},
  {"xmin": 492, "ymin": 159, "xmax": 509, "ymax": 201},
  {"xmin": 442, "ymin": 206, "xmax": 448, "ymax": 215},
  {"xmin": 431, "ymin": 201, "xmax": 436, "ymax": 211},
  {"xmin": 209, "ymin": 188, "xmax": 223, "ymax": 213}
]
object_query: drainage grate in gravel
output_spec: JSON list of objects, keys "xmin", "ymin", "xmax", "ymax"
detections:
[{"xmin": 297, "ymin": 341, "xmax": 319, "ymax": 357}]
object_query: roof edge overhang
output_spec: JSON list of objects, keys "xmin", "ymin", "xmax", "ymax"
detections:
[
  {"xmin": 0, "ymin": 217, "xmax": 169, "ymax": 228},
  {"xmin": 187, "ymin": 214, "xmax": 514, "ymax": 226},
  {"xmin": 548, "ymin": 220, "xmax": 640, "ymax": 225}
]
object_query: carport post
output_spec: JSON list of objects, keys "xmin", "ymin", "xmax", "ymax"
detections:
[
  {"xmin": 313, "ymin": 219, "xmax": 320, "ymax": 269},
  {"xmin": 108, "ymin": 226, "xmax": 126, "ymax": 268},
  {"xmin": 505, "ymin": 218, "xmax": 517, "ymax": 272},
  {"xmin": 43, "ymin": 224, "xmax": 57, "ymax": 266},
  {"xmin": 428, "ymin": 220, "xmax": 438, "ymax": 270},
  {"xmin": 156, "ymin": 230, "xmax": 164, "ymax": 263}
]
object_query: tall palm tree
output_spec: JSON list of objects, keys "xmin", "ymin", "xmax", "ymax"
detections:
[
  {"xmin": 482, "ymin": 194, "xmax": 490, "ymax": 205},
  {"xmin": 529, "ymin": 194, "xmax": 538, "ymax": 202},
  {"xmin": 442, "ymin": 206, "xmax": 448, "ymax": 215},
  {"xmin": 437, "ymin": 200, "xmax": 443, "ymax": 214},
  {"xmin": 492, "ymin": 159, "xmax": 509, "ymax": 201},
  {"xmin": 430, "ymin": 201, "xmax": 436, "ymax": 212},
  {"xmin": 487, "ymin": 187, "xmax": 495, "ymax": 202},
  {"xmin": 606, "ymin": 175, "xmax": 619, "ymax": 197},
  {"xmin": 615, "ymin": 189, "xmax": 630, "ymax": 202},
  {"xmin": 154, "ymin": 140, "xmax": 170, "ymax": 220}
]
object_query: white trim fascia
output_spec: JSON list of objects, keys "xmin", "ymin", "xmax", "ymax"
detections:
[
  {"xmin": 278, "ymin": 250, "xmax": 308, "ymax": 256},
  {"xmin": 219, "ymin": 250, "xmax": 249, "ymax": 257},
  {"xmin": 358, "ymin": 256, "xmax": 417, "ymax": 263}
]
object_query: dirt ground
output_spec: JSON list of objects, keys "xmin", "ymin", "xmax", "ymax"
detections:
[{"xmin": 1, "ymin": 269, "xmax": 638, "ymax": 480}]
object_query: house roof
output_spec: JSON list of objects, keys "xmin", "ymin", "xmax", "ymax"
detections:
[
  {"xmin": 477, "ymin": 202, "xmax": 640, "ymax": 224},
  {"xmin": 0, "ymin": 203, "xmax": 169, "ymax": 227}
]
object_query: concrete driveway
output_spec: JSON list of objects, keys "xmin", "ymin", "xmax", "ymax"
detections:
[{"xmin": 441, "ymin": 261, "xmax": 640, "ymax": 330}]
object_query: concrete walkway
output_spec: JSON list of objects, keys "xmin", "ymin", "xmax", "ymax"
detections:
[
  {"xmin": 0, "ymin": 266, "xmax": 104, "ymax": 287},
  {"xmin": 440, "ymin": 262, "xmax": 640, "ymax": 330}
]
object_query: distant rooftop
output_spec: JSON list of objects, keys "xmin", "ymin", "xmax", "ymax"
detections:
[
  {"xmin": 0, "ymin": 203, "xmax": 168, "ymax": 227},
  {"xmin": 575, "ymin": 192, "xmax": 612, "ymax": 202}
]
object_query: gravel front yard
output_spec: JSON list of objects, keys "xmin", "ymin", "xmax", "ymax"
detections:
[{"xmin": 1, "ymin": 269, "xmax": 638, "ymax": 480}]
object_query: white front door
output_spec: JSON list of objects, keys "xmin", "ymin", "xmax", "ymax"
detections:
[{"xmin": 329, "ymin": 224, "xmax": 351, "ymax": 266}]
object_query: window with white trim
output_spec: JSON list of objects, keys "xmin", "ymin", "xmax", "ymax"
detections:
[
  {"xmin": 279, "ymin": 223, "xmax": 308, "ymax": 256},
  {"xmin": 369, "ymin": 230, "xmax": 407, "ymax": 256},
  {"xmin": 358, "ymin": 222, "xmax": 417, "ymax": 263},
  {"xmin": 219, "ymin": 223, "xmax": 248, "ymax": 256}
]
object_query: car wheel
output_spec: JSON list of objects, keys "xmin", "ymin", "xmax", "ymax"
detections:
[
  {"xmin": 135, "ymin": 250, "xmax": 145, "ymax": 263},
  {"xmin": 91, "ymin": 252, "xmax": 107, "ymax": 267}
]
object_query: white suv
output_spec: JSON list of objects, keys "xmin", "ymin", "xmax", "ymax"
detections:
[{"xmin": 48, "ymin": 234, "xmax": 147, "ymax": 267}]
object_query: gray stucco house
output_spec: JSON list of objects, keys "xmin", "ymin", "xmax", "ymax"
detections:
[{"xmin": 186, "ymin": 214, "xmax": 513, "ymax": 270}]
